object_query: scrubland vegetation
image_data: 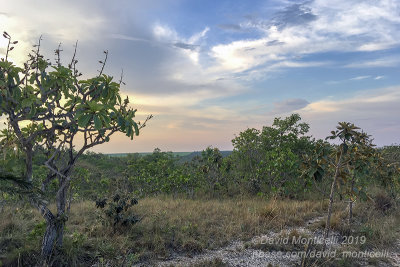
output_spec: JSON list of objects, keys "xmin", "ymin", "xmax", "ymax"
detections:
[
  {"xmin": 1, "ymin": 122, "xmax": 399, "ymax": 266},
  {"xmin": 1, "ymin": 33, "xmax": 400, "ymax": 266}
]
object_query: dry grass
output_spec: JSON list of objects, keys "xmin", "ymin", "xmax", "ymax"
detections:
[
  {"xmin": 0, "ymin": 197, "xmax": 327, "ymax": 265},
  {"xmin": 0, "ymin": 196, "xmax": 398, "ymax": 266},
  {"xmin": 351, "ymin": 201, "xmax": 400, "ymax": 250}
]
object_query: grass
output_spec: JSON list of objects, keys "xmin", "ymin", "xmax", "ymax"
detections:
[
  {"xmin": 0, "ymin": 195, "xmax": 398, "ymax": 266},
  {"xmin": 0, "ymin": 196, "xmax": 327, "ymax": 266},
  {"xmin": 305, "ymin": 195, "xmax": 400, "ymax": 267}
]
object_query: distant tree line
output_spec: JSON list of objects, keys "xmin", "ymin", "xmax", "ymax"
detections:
[{"xmin": 7, "ymin": 113, "xmax": 395, "ymax": 204}]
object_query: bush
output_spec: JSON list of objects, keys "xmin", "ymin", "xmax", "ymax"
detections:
[
  {"xmin": 95, "ymin": 193, "xmax": 140, "ymax": 233},
  {"xmin": 374, "ymin": 191, "xmax": 393, "ymax": 213}
]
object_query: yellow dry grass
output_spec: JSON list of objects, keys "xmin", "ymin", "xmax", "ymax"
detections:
[{"xmin": 1, "ymin": 196, "xmax": 398, "ymax": 266}]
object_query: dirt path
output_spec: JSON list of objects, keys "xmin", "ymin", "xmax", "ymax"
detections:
[
  {"xmin": 143, "ymin": 216, "xmax": 334, "ymax": 267},
  {"xmin": 137, "ymin": 215, "xmax": 400, "ymax": 267}
]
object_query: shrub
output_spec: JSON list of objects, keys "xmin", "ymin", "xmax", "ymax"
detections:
[
  {"xmin": 95, "ymin": 193, "xmax": 140, "ymax": 233},
  {"xmin": 374, "ymin": 191, "xmax": 393, "ymax": 213}
]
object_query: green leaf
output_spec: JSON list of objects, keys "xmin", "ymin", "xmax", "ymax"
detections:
[
  {"xmin": 101, "ymin": 113, "xmax": 111, "ymax": 126},
  {"xmin": 77, "ymin": 114, "xmax": 92, "ymax": 128},
  {"xmin": 313, "ymin": 167, "xmax": 324, "ymax": 182},
  {"xmin": 21, "ymin": 98, "xmax": 32, "ymax": 108},
  {"xmin": 94, "ymin": 115, "xmax": 102, "ymax": 130},
  {"xmin": 126, "ymin": 126, "xmax": 132, "ymax": 138},
  {"xmin": 28, "ymin": 105, "xmax": 37, "ymax": 118},
  {"xmin": 132, "ymin": 121, "xmax": 139, "ymax": 136},
  {"xmin": 118, "ymin": 117, "xmax": 125, "ymax": 130},
  {"xmin": 343, "ymin": 143, "xmax": 348, "ymax": 154},
  {"xmin": 102, "ymin": 85, "xmax": 108, "ymax": 98},
  {"xmin": 87, "ymin": 101, "xmax": 103, "ymax": 112},
  {"xmin": 65, "ymin": 99, "xmax": 74, "ymax": 107}
]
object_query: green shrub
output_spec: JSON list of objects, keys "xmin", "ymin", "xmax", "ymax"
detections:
[{"xmin": 95, "ymin": 193, "xmax": 140, "ymax": 233}]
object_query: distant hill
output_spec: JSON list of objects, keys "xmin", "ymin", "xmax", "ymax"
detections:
[
  {"xmin": 107, "ymin": 152, "xmax": 194, "ymax": 158},
  {"xmin": 178, "ymin": 151, "xmax": 232, "ymax": 163},
  {"xmin": 106, "ymin": 151, "xmax": 233, "ymax": 162}
]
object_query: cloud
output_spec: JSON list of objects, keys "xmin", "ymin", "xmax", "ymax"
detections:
[
  {"xmin": 173, "ymin": 42, "xmax": 199, "ymax": 51},
  {"xmin": 218, "ymin": 24, "xmax": 243, "ymax": 31},
  {"xmin": 265, "ymin": 40, "xmax": 285, "ymax": 46},
  {"xmin": 344, "ymin": 57, "xmax": 400, "ymax": 68},
  {"xmin": 2, "ymin": 1, "xmax": 105, "ymax": 41},
  {"xmin": 188, "ymin": 27, "xmax": 209, "ymax": 44},
  {"xmin": 327, "ymin": 75, "xmax": 385, "ymax": 84},
  {"xmin": 349, "ymin": 75, "xmax": 370, "ymax": 80},
  {"xmin": 151, "ymin": 23, "xmax": 209, "ymax": 63},
  {"xmin": 127, "ymin": 80, "xmax": 243, "ymax": 109},
  {"xmin": 272, "ymin": 3, "xmax": 318, "ymax": 29},
  {"xmin": 299, "ymin": 86, "xmax": 400, "ymax": 146},
  {"xmin": 270, "ymin": 98, "xmax": 309, "ymax": 114},
  {"xmin": 109, "ymin": 33, "xmax": 153, "ymax": 44},
  {"xmin": 208, "ymin": 0, "xmax": 400, "ymax": 78},
  {"xmin": 0, "ymin": 0, "xmax": 109, "ymax": 65},
  {"xmin": 153, "ymin": 23, "xmax": 209, "ymax": 46},
  {"xmin": 153, "ymin": 24, "xmax": 178, "ymax": 41},
  {"xmin": 229, "ymin": 60, "xmax": 329, "ymax": 82}
]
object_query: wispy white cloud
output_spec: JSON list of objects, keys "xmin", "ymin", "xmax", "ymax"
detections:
[
  {"xmin": 344, "ymin": 57, "xmax": 400, "ymax": 68},
  {"xmin": 327, "ymin": 75, "xmax": 386, "ymax": 84},
  {"xmin": 153, "ymin": 23, "xmax": 179, "ymax": 41},
  {"xmin": 349, "ymin": 75, "xmax": 370, "ymax": 80},
  {"xmin": 208, "ymin": 0, "xmax": 400, "ymax": 78},
  {"xmin": 109, "ymin": 33, "xmax": 153, "ymax": 44},
  {"xmin": 152, "ymin": 23, "xmax": 209, "ymax": 64}
]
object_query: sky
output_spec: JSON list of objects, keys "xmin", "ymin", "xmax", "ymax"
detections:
[{"xmin": 1, "ymin": 0, "xmax": 400, "ymax": 152}]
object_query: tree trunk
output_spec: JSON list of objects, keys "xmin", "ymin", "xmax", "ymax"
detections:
[
  {"xmin": 23, "ymin": 144, "xmax": 65, "ymax": 262},
  {"xmin": 41, "ymin": 182, "xmax": 68, "ymax": 262},
  {"xmin": 25, "ymin": 144, "xmax": 33, "ymax": 183},
  {"xmin": 325, "ymin": 150, "xmax": 343, "ymax": 241},
  {"xmin": 56, "ymin": 176, "xmax": 68, "ymax": 247},
  {"xmin": 67, "ymin": 187, "xmax": 73, "ymax": 214},
  {"xmin": 28, "ymin": 196, "xmax": 64, "ymax": 262},
  {"xmin": 348, "ymin": 175, "xmax": 355, "ymax": 225},
  {"xmin": 41, "ymin": 218, "xmax": 59, "ymax": 261}
]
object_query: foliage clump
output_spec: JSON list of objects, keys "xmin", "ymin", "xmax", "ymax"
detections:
[
  {"xmin": 373, "ymin": 191, "xmax": 393, "ymax": 213},
  {"xmin": 95, "ymin": 193, "xmax": 139, "ymax": 233}
]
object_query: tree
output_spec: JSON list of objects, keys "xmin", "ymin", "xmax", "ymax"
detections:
[
  {"xmin": 302, "ymin": 122, "xmax": 375, "ymax": 240},
  {"xmin": 343, "ymin": 132, "xmax": 375, "ymax": 225},
  {"xmin": 323, "ymin": 123, "xmax": 378, "ymax": 238},
  {"xmin": 197, "ymin": 146, "xmax": 225, "ymax": 195},
  {"xmin": 231, "ymin": 128, "xmax": 262, "ymax": 193},
  {"xmin": 376, "ymin": 145, "xmax": 400, "ymax": 197},
  {"xmin": 0, "ymin": 32, "xmax": 151, "ymax": 262},
  {"xmin": 231, "ymin": 114, "xmax": 313, "ymax": 196},
  {"xmin": 259, "ymin": 114, "xmax": 312, "ymax": 196}
]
